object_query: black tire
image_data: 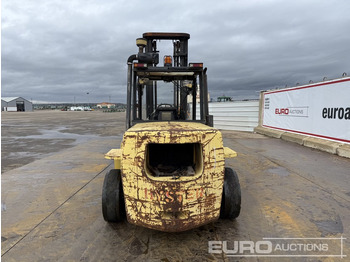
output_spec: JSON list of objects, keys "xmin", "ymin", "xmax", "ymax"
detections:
[
  {"xmin": 102, "ymin": 169, "xmax": 126, "ymax": 222},
  {"xmin": 220, "ymin": 167, "xmax": 241, "ymax": 219}
]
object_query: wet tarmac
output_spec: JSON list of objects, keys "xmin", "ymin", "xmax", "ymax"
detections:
[
  {"xmin": 1, "ymin": 111, "xmax": 123, "ymax": 173},
  {"xmin": 1, "ymin": 111, "xmax": 349, "ymax": 261}
]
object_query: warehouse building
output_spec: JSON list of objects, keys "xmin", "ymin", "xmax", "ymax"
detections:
[
  {"xmin": 97, "ymin": 102, "xmax": 116, "ymax": 109},
  {"xmin": 1, "ymin": 97, "xmax": 33, "ymax": 112}
]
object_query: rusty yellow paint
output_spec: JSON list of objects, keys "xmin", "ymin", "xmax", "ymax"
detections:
[
  {"xmin": 223, "ymin": 147, "xmax": 237, "ymax": 158},
  {"xmin": 106, "ymin": 121, "xmax": 236, "ymax": 232},
  {"xmin": 105, "ymin": 149, "xmax": 122, "ymax": 169},
  {"xmin": 105, "ymin": 149, "xmax": 122, "ymax": 159}
]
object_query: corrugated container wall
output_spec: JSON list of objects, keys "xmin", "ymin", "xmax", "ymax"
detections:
[{"xmin": 190, "ymin": 100, "xmax": 259, "ymax": 132}]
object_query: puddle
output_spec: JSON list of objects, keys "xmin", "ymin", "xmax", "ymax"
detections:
[
  {"xmin": 11, "ymin": 127, "xmax": 121, "ymax": 145},
  {"xmin": 2, "ymin": 128, "xmax": 122, "ymax": 173},
  {"xmin": 313, "ymin": 216, "xmax": 343, "ymax": 236},
  {"xmin": 267, "ymin": 166, "xmax": 290, "ymax": 177},
  {"xmin": 8, "ymin": 151, "xmax": 44, "ymax": 158},
  {"xmin": 24, "ymin": 128, "xmax": 99, "ymax": 144}
]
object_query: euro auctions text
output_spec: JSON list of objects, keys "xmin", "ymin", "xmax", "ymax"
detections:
[{"xmin": 208, "ymin": 237, "xmax": 346, "ymax": 258}]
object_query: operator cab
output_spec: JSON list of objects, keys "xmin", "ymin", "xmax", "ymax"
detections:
[
  {"xmin": 126, "ymin": 32, "xmax": 213, "ymax": 129},
  {"xmin": 150, "ymin": 104, "xmax": 178, "ymax": 121}
]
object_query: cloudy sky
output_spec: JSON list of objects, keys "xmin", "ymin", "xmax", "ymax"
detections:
[{"xmin": 2, "ymin": 0, "xmax": 350, "ymax": 103}]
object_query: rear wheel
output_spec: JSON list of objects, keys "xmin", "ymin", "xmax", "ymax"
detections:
[
  {"xmin": 220, "ymin": 167, "xmax": 241, "ymax": 219},
  {"xmin": 102, "ymin": 169, "xmax": 125, "ymax": 222}
]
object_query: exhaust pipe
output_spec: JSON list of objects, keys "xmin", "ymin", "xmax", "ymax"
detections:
[{"xmin": 126, "ymin": 54, "xmax": 138, "ymax": 129}]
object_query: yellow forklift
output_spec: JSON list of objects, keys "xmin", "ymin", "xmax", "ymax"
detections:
[{"xmin": 102, "ymin": 32, "xmax": 241, "ymax": 232}]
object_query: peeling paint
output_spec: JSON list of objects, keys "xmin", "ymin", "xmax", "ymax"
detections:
[{"xmin": 106, "ymin": 121, "xmax": 236, "ymax": 232}]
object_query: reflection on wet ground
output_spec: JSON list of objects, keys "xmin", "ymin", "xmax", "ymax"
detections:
[
  {"xmin": 1, "ymin": 111, "xmax": 124, "ymax": 173},
  {"xmin": 2, "ymin": 111, "xmax": 350, "ymax": 261}
]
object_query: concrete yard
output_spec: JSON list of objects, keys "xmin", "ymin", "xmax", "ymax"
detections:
[{"xmin": 1, "ymin": 111, "xmax": 349, "ymax": 261}]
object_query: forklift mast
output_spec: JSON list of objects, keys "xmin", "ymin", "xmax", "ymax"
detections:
[{"xmin": 126, "ymin": 32, "xmax": 211, "ymax": 129}]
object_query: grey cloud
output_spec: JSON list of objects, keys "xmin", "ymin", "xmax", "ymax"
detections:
[{"xmin": 2, "ymin": 0, "xmax": 350, "ymax": 103}]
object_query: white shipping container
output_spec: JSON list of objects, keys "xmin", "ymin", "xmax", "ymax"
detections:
[
  {"xmin": 189, "ymin": 100, "xmax": 259, "ymax": 132},
  {"xmin": 6, "ymin": 107, "xmax": 18, "ymax": 112}
]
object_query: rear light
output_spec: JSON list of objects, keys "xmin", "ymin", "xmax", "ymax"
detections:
[
  {"xmin": 134, "ymin": 63, "xmax": 147, "ymax": 68},
  {"xmin": 189, "ymin": 63, "xmax": 203, "ymax": 68},
  {"xmin": 164, "ymin": 55, "xmax": 172, "ymax": 66}
]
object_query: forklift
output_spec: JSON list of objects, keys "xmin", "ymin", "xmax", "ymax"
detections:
[{"xmin": 102, "ymin": 32, "xmax": 241, "ymax": 232}]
